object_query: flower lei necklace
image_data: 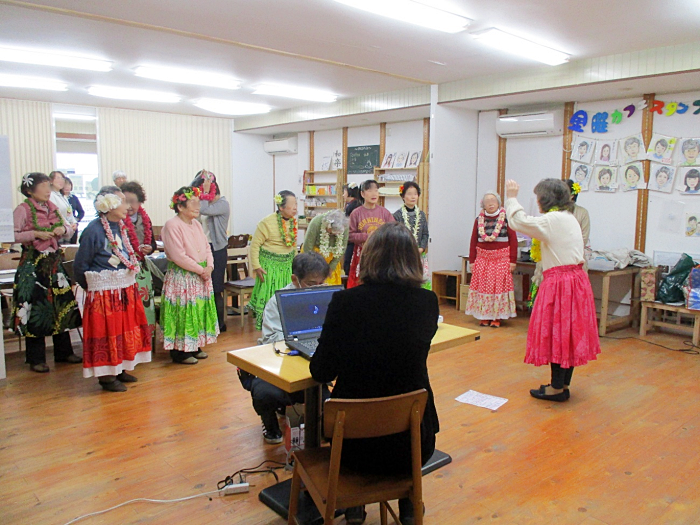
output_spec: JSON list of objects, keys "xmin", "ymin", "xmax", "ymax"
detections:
[
  {"xmin": 25, "ymin": 199, "xmax": 63, "ymax": 232},
  {"xmin": 276, "ymin": 212, "xmax": 298, "ymax": 247},
  {"xmin": 124, "ymin": 207, "xmax": 153, "ymax": 261},
  {"xmin": 530, "ymin": 207, "xmax": 560, "ymax": 263},
  {"xmin": 100, "ymin": 215, "xmax": 140, "ymax": 272},
  {"xmin": 401, "ymin": 205, "xmax": 421, "ymax": 242},
  {"xmin": 477, "ymin": 208, "xmax": 506, "ymax": 242},
  {"xmin": 318, "ymin": 214, "xmax": 345, "ymax": 259}
]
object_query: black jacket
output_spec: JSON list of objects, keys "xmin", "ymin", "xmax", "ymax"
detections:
[{"xmin": 311, "ymin": 282, "xmax": 439, "ymax": 474}]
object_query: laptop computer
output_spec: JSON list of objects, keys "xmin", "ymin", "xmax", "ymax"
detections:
[{"xmin": 275, "ymin": 285, "xmax": 343, "ymax": 358}]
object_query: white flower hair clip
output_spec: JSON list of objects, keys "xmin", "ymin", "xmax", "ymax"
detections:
[
  {"xmin": 22, "ymin": 173, "xmax": 34, "ymax": 187},
  {"xmin": 94, "ymin": 194, "xmax": 122, "ymax": 214}
]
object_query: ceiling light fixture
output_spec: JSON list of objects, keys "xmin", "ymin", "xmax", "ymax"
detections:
[
  {"xmin": 53, "ymin": 113, "xmax": 97, "ymax": 121},
  {"xmin": 334, "ymin": 0, "xmax": 471, "ymax": 33},
  {"xmin": 253, "ymin": 84, "xmax": 337, "ymax": 102},
  {"xmin": 0, "ymin": 46, "xmax": 112, "ymax": 71},
  {"xmin": 0, "ymin": 73, "xmax": 67, "ymax": 91},
  {"xmin": 194, "ymin": 98, "xmax": 271, "ymax": 116},
  {"xmin": 472, "ymin": 28, "xmax": 570, "ymax": 66},
  {"xmin": 88, "ymin": 85, "xmax": 181, "ymax": 103},
  {"xmin": 134, "ymin": 66, "xmax": 241, "ymax": 90}
]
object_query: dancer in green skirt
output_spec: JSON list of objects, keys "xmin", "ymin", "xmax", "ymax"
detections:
[{"xmin": 249, "ymin": 191, "xmax": 297, "ymax": 330}]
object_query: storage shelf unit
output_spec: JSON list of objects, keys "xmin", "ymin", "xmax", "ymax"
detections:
[{"xmin": 302, "ymin": 169, "xmax": 343, "ymax": 219}]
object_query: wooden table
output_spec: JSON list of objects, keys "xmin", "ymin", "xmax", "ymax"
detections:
[
  {"xmin": 640, "ymin": 300, "xmax": 700, "ymax": 346},
  {"xmin": 227, "ymin": 322, "xmax": 480, "ymax": 524}
]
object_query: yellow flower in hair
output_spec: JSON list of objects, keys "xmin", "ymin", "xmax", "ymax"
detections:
[
  {"xmin": 274, "ymin": 194, "xmax": 284, "ymax": 205},
  {"xmin": 572, "ymin": 182, "xmax": 581, "ymax": 196}
]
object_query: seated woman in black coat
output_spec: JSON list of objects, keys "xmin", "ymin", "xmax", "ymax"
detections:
[{"xmin": 310, "ymin": 221, "xmax": 439, "ymax": 524}]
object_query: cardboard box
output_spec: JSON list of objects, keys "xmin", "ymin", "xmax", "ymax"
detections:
[
  {"xmin": 284, "ymin": 404, "xmax": 305, "ymax": 452},
  {"xmin": 459, "ymin": 284, "xmax": 470, "ymax": 311}
]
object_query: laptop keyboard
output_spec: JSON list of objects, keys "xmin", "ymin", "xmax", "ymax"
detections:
[{"xmin": 296, "ymin": 339, "xmax": 319, "ymax": 353}]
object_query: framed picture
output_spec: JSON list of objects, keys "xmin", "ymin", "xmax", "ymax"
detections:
[
  {"xmin": 393, "ymin": 151, "xmax": 409, "ymax": 169},
  {"xmin": 677, "ymin": 166, "xmax": 700, "ymax": 194},
  {"xmin": 593, "ymin": 166, "xmax": 618, "ymax": 192},
  {"xmin": 406, "ymin": 150, "xmax": 422, "ymax": 168},
  {"xmin": 619, "ymin": 162, "xmax": 646, "ymax": 192},
  {"xmin": 594, "ymin": 139, "xmax": 618, "ymax": 166},
  {"xmin": 648, "ymin": 163, "xmax": 676, "ymax": 193},
  {"xmin": 645, "ymin": 133, "xmax": 677, "ymax": 164},
  {"xmin": 618, "ymin": 133, "xmax": 645, "ymax": 164},
  {"xmin": 381, "ymin": 152, "xmax": 395, "ymax": 169},
  {"xmin": 676, "ymin": 138, "xmax": 700, "ymax": 167},
  {"xmin": 571, "ymin": 162, "xmax": 592, "ymax": 191},
  {"xmin": 571, "ymin": 136, "xmax": 594, "ymax": 164}
]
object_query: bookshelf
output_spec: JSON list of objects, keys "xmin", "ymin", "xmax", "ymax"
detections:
[{"xmin": 302, "ymin": 169, "xmax": 343, "ymax": 222}]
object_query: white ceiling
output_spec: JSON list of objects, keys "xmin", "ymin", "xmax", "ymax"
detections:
[{"xmin": 0, "ymin": 0, "xmax": 699, "ymax": 119}]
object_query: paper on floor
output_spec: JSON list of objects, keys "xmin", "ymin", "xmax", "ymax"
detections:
[{"xmin": 456, "ymin": 390, "xmax": 508, "ymax": 411}]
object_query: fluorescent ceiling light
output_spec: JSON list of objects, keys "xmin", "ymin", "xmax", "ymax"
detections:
[
  {"xmin": 0, "ymin": 46, "xmax": 112, "ymax": 71},
  {"xmin": 0, "ymin": 73, "xmax": 67, "ymax": 91},
  {"xmin": 472, "ymin": 28, "xmax": 570, "ymax": 66},
  {"xmin": 134, "ymin": 66, "xmax": 241, "ymax": 90},
  {"xmin": 194, "ymin": 98, "xmax": 271, "ymax": 116},
  {"xmin": 88, "ymin": 85, "xmax": 181, "ymax": 103},
  {"xmin": 53, "ymin": 113, "xmax": 96, "ymax": 121},
  {"xmin": 334, "ymin": 0, "xmax": 470, "ymax": 33},
  {"xmin": 253, "ymin": 84, "xmax": 337, "ymax": 102}
]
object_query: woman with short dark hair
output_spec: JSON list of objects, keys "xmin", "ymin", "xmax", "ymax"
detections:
[{"xmin": 310, "ymin": 222, "xmax": 437, "ymax": 524}]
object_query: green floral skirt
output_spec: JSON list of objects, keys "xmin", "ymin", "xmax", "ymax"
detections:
[{"xmin": 248, "ymin": 248, "xmax": 294, "ymax": 330}]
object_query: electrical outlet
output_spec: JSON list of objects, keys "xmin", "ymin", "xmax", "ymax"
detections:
[{"xmin": 221, "ymin": 483, "xmax": 249, "ymax": 495}]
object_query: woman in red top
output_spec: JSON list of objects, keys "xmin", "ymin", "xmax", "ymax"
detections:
[{"xmin": 464, "ymin": 192, "xmax": 518, "ymax": 328}]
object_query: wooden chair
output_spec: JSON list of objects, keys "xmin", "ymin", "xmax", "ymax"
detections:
[
  {"xmin": 228, "ymin": 234, "xmax": 250, "ymax": 248},
  {"xmin": 288, "ymin": 389, "xmax": 428, "ymax": 525},
  {"xmin": 226, "ymin": 247, "xmax": 250, "ymax": 281},
  {"xmin": 223, "ymin": 276, "xmax": 256, "ymax": 328}
]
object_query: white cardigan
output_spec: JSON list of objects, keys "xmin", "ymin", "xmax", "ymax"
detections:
[{"xmin": 505, "ymin": 197, "xmax": 584, "ymax": 271}]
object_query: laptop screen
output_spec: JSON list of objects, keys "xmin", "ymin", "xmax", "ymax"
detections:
[{"xmin": 276, "ymin": 286, "xmax": 342, "ymax": 338}]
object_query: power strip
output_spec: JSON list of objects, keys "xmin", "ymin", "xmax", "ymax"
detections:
[{"xmin": 221, "ymin": 483, "xmax": 250, "ymax": 496}]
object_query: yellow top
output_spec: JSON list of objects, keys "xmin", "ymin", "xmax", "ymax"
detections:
[
  {"xmin": 227, "ymin": 323, "xmax": 480, "ymax": 393},
  {"xmin": 250, "ymin": 212, "xmax": 297, "ymax": 270}
]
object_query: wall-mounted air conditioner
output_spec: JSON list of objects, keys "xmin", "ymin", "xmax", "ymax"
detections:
[
  {"xmin": 263, "ymin": 137, "xmax": 298, "ymax": 155},
  {"xmin": 496, "ymin": 110, "xmax": 564, "ymax": 138}
]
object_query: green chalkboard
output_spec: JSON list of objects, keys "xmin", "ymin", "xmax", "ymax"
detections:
[{"xmin": 347, "ymin": 145, "xmax": 380, "ymax": 174}]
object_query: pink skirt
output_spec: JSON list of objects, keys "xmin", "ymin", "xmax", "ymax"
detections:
[
  {"xmin": 465, "ymin": 247, "xmax": 516, "ymax": 320},
  {"xmin": 526, "ymin": 264, "xmax": 600, "ymax": 367}
]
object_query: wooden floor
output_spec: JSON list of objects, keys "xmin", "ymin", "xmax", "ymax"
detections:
[{"xmin": 2, "ymin": 306, "xmax": 700, "ymax": 525}]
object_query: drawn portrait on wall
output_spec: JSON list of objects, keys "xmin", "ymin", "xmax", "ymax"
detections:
[
  {"xmin": 620, "ymin": 162, "xmax": 646, "ymax": 192},
  {"xmin": 571, "ymin": 162, "xmax": 592, "ymax": 191},
  {"xmin": 678, "ymin": 138, "xmax": 700, "ymax": 166},
  {"xmin": 618, "ymin": 134, "xmax": 645, "ymax": 164},
  {"xmin": 595, "ymin": 140, "xmax": 617, "ymax": 165},
  {"xmin": 381, "ymin": 152, "xmax": 395, "ymax": 169},
  {"xmin": 393, "ymin": 151, "xmax": 409, "ymax": 169},
  {"xmin": 677, "ymin": 167, "xmax": 700, "ymax": 194},
  {"xmin": 593, "ymin": 166, "xmax": 617, "ymax": 192},
  {"xmin": 406, "ymin": 150, "xmax": 422, "ymax": 168},
  {"xmin": 570, "ymin": 136, "xmax": 594, "ymax": 164},
  {"xmin": 648, "ymin": 164, "xmax": 675, "ymax": 193},
  {"xmin": 686, "ymin": 214, "xmax": 700, "ymax": 237},
  {"xmin": 645, "ymin": 133, "xmax": 676, "ymax": 164}
]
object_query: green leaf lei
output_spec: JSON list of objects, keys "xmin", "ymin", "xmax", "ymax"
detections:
[{"xmin": 25, "ymin": 199, "xmax": 64, "ymax": 232}]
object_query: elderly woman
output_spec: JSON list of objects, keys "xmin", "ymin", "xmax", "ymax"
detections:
[
  {"xmin": 121, "ymin": 181, "xmax": 158, "ymax": 335},
  {"xmin": 160, "ymin": 186, "xmax": 218, "ymax": 364},
  {"xmin": 311, "ymin": 222, "xmax": 439, "ymax": 524},
  {"xmin": 48, "ymin": 171, "xmax": 78, "ymax": 241},
  {"xmin": 13, "ymin": 172, "xmax": 82, "ymax": 373},
  {"xmin": 302, "ymin": 209, "xmax": 349, "ymax": 285},
  {"xmin": 249, "ymin": 190, "xmax": 297, "ymax": 330},
  {"xmin": 74, "ymin": 186, "xmax": 151, "ymax": 392},
  {"xmin": 464, "ymin": 191, "xmax": 518, "ymax": 328},
  {"xmin": 190, "ymin": 170, "xmax": 231, "ymax": 333},
  {"xmin": 112, "ymin": 170, "xmax": 127, "ymax": 187}
]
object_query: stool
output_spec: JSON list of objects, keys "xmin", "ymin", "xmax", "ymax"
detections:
[
  {"xmin": 432, "ymin": 270, "xmax": 462, "ymax": 310},
  {"xmin": 640, "ymin": 301, "xmax": 700, "ymax": 346}
]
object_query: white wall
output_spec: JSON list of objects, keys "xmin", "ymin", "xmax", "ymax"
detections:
[
  {"xmin": 429, "ymin": 100, "xmax": 479, "ymax": 272},
  {"xmin": 313, "ymin": 129, "xmax": 343, "ymax": 170},
  {"xmin": 645, "ymin": 89, "xmax": 700, "ymax": 261},
  {"xmin": 475, "ymin": 111, "xmax": 499, "ymax": 212},
  {"xmin": 230, "ymin": 131, "xmax": 274, "ymax": 236}
]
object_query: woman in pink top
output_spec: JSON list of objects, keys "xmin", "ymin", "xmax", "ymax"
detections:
[
  {"xmin": 12, "ymin": 172, "xmax": 81, "ymax": 373},
  {"xmin": 347, "ymin": 179, "xmax": 395, "ymax": 288},
  {"xmin": 160, "ymin": 186, "xmax": 218, "ymax": 364}
]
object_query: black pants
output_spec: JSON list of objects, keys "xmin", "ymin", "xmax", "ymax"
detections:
[
  {"xmin": 25, "ymin": 332, "xmax": 74, "ymax": 365},
  {"xmin": 250, "ymin": 378, "xmax": 329, "ymax": 426},
  {"xmin": 550, "ymin": 363, "xmax": 575, "ymax": 389},
  {"xmin": 170, "ymin": 349, "xmax": 196, "ymax": 362},
  {"xmin": 211, "ymin": 245, "xmax": 227, "ymax": 330}
]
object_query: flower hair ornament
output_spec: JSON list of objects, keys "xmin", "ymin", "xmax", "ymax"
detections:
[
  {"xmin": 274, "ymin": 194, "xmax": 284, "ymax": 206},
  {"xmin": 170, "ymin": 186, "xmax": 202, "ymax": 209},
  {"xmin": 399, "ymin": 184, "xmax": 405, "ymax": 195},
  {"xmin": 22, "ymin": 173, "xmax": 34, "ymax": 187},
  {"xmin": 571, "ymin": 182, "xmax": 581, "ymax": 196},
  {"xmin": 94, "ymin": 193, "xmax": 122, "ymax": 214}
]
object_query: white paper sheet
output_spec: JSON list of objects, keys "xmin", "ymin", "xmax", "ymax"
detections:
[{"xmin": 456, "ymin": 390, "xmax": 508, "ymax": 411}]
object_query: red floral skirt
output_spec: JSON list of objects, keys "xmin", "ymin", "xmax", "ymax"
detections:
[
  {"xmin": 464, "ymin": 247, "xmax": 516, "ymax": 320},
  {"xmin": 526, "ymin": 264, "xmax": 600, "ymax": 367},
  {"xmin": 347, "ymin": 244, "xmax": 363, "ymax": 289},
  {"xmin": 82, "ymin": 270, "xmax": 152, "ymax": 378}
]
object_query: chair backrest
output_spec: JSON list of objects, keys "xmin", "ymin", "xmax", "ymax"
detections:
[
  {"xmin": 227, "ymin": 247, "xmax": 250, "ymax": 279},
  {"xmin": 0, "ymin": 252, "xmax": 20, "ymax": 270},
  {"xmin": 62, "ymin": 260, "xmax": 75, "ymax": 282},
  {"xmin": 323, "ymin": 389, "xmax": 428, "ymax": 440},
  {"xmin": 228, "ymin": 234, "xmax": 250, "ymax": 248}
]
